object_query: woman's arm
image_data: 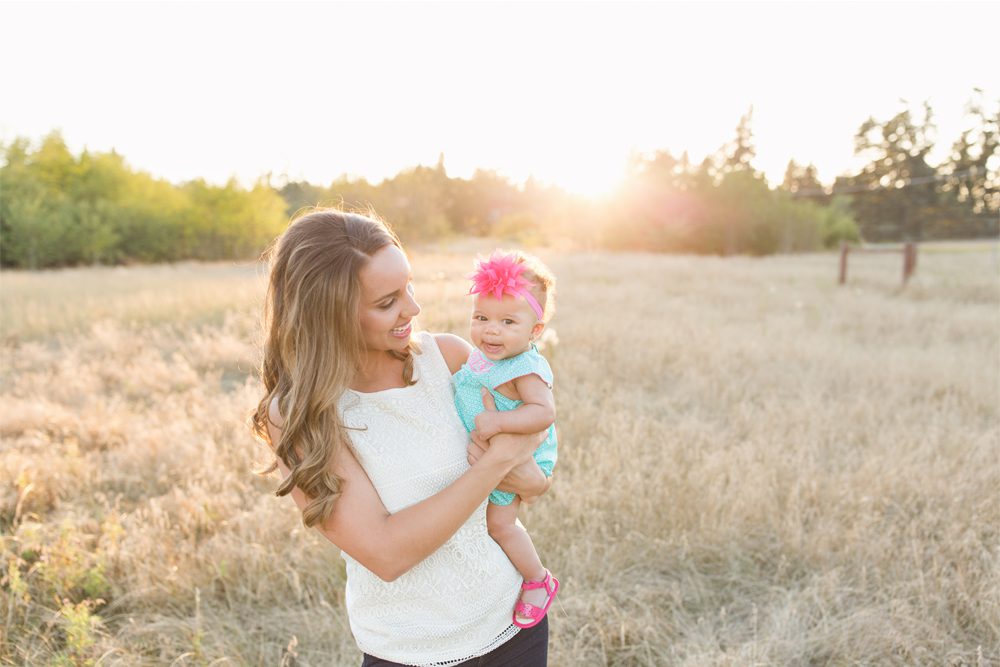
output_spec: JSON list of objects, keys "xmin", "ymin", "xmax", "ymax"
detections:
[
  {"xmin": 468, "ymin": 430, "xmax": 551, "ymax": 502},
  {"xmin": 436, "ymin": 332, "xmax": 550, "ymax": 500},
  {"xmin": 473, "ymin": 373, "xmax": 555, "ymax": 439},
  {"xmin": 465, "ymin": 390, "xmax": 552, "ymax": 502},
  {"xmin": 266, "ymin": 398, "xmax": 537, "ymax": 582}
]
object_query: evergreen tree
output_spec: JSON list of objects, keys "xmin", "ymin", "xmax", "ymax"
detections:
[
  {"xmin": 939, "ymin": 90, "xmax": 1000, "ymax": 237},
  {"xmin": 782, "ymin": 160, "xmax": 829, "ymax": 205},
  {"xmin": 847, "ymin": 101, "xmax": 941, "ymax": 241},
  {"xmin": 723, "ymin": 107, "xmax": 757, "ymax": 175}
]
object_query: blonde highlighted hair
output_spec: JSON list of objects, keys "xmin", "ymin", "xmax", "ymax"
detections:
[{"xmin": 251, "ymin": 209, "xmax": 416, "ymax": 527}]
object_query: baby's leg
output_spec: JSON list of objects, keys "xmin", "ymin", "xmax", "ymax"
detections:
[
  {"xmin": 487, "ymin": 499, "xmax": 544, "ymax": 581},
  {"xmin": 486, "ymin": 498, "xmax": 551, "ymax": 624}
]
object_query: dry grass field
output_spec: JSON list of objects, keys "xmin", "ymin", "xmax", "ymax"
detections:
[{"xmin": 2, "ymin": 243, "xmax": 998, "ymax": 666}]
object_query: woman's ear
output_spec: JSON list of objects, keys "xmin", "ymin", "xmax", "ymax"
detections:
[{"xmin": 531, "ymin": 320, "xmax": 546, "ymax": 341}]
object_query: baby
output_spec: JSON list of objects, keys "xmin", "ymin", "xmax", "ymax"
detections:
[{"xmin": 452, "ymin": 250, "xmax": 559, "ymax": 629}]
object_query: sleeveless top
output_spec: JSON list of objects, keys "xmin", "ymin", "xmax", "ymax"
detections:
[{"xmin": 337, "ymin": 331, "xmax": 522, "ymax": 666}]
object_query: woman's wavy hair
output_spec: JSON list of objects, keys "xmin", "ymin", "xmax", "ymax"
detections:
[{"xmin": 251, "ymin": 208, "xmax": 416, "ymax": 527}]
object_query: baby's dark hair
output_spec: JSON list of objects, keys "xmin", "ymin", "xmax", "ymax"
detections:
[{"xmin": 510, "ymin": 250, "xmax": 556, "ymax": 322}]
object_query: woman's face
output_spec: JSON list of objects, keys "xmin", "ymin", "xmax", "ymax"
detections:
[{"xmin": 357, "ymin": 244, "xmax": 421, "ymax": 353}]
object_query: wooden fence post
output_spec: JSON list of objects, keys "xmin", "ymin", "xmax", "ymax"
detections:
[
  {"xmin": 903, "ymin": 243, "xmax": 917, "ymax": 284},
  {"xmin": 839, "ymin": 242, "xmax": 849, "ymax": 285}
]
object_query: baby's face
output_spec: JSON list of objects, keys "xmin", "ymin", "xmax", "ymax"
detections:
[{"xmin": 470, "ymin": 293, "xmax": 542, "ymax": 361}]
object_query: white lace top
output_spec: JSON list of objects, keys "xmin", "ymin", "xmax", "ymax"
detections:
[{"xmin": 338, "ymin": 332, "xmax": 522, "ymax": 666}]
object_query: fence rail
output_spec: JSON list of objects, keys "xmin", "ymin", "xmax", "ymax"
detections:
[
  {"xmin": 838, "ymin": 242, "xmax": 918, "ymax": 286},
  {"xmin": 838, "ymin": 238, "xmax": 1000, "ymax": 286}
]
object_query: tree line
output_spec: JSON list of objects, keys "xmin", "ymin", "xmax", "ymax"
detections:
[
  {"xmin": 831, "ymin": 91, "xmax": 998, "ymax": 242},
  {"xmin": 1, "ymin": 92, "xmax": 996, "ymax": 268},
  {"xmin": 0, "ymin": 137, "xmax": 286, "ymax": 268}
]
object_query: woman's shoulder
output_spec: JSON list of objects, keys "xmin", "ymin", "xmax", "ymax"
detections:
[{"xmin": 429, "ymin": 332, "xmax": 472, "ymax": 375}]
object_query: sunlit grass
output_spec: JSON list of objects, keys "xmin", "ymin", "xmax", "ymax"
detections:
[
  {"xmin": 0, "ymin": 262, "xmax": 266, "ymax": 340},
  {"xmin": 2, "ymin": 247, "xmax": 998, "ymax": 665}
]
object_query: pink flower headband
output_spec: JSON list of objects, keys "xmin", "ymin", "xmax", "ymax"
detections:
[{"xmin": 468, "ymin": 251, "xmax": 544, "ymax": 320}]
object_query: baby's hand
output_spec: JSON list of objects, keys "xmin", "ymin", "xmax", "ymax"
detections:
[{"xmin": 474, "ymin": 411, "xmax": 502, "ymax": 440}]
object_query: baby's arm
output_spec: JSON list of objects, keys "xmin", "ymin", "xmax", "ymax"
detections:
[{"xmin": 474, "ymin": 373, "xmax": 555, "ymax": 440}]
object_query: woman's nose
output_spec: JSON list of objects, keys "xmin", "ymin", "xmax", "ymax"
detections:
[{"xmin": 405, "ymin": 292, "xmax": 421, "ymax": 318}]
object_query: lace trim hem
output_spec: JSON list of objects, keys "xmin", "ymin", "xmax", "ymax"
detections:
[{"xmin": 357, "ymin": 624, "xmax": 520, "ymax": 667}]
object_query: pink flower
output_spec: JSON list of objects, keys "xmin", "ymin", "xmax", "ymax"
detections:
[{"xmin": 468, "ymin": 251, "xmax": 544, "ymax": 319}]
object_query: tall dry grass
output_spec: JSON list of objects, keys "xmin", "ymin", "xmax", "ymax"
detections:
[{"xmin": 2, "ymin": 244, "xmax": 998, "ymax": 665}]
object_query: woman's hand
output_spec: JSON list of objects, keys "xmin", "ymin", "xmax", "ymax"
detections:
[
  {"xmin": 468, "ymin": 389, "xmax": 550, "ymax": 500},
  {"xmin": 496, "ymin": 456, "xmax": 550, "ymax": 503},
  {"xmin": 467, "ymin": 430, "xmax": 548, "ymax": 494}
]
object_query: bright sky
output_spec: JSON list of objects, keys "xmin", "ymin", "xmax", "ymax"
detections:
[{"xmin": 1, "ymin": 1, "xmax": 997, "ymax": 197}]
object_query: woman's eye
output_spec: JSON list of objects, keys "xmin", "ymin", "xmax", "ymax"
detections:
[{"xmin": 379, "ymin": 299, "xmax": 396, "ymax": 310}]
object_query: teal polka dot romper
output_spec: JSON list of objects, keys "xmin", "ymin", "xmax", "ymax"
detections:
[{"xmin": 453, "ymin": 344, "xmax": 558, "ymax": 506}]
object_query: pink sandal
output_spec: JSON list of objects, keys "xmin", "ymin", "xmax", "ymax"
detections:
[{"xmin": 512, "ymin": 570, "xmax": 559, "ymax": 629}]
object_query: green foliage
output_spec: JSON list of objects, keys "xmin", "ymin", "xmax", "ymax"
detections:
[
  {"xmin": 277, "ymin": 164, "xmax": 532, "ymax": 244},
  {"xmin": 493, "ymin": 212, "xmax": 544, "ymax": 246},
  {"xmin": 937, "ymin": 89, "xmax": 1000, "ymax": 237},
  {"xmin": 782, "ymin": 160, "xmax": 827, "ymax": 204},
  {"xmin": 606, "ymin": 144, "xmax": 857, "ymax": 255},
  {"xmin": 377, "ymin": 164, "xmax": 454, "ymax": 241},
  {"xmin": 53, "ymin": 599, "xmax": 105, "ymax": 667},
  {"xmin": 4, "ymin": 95, "xmax": 994, "ymax": 267},
  {"xmin": 842, "ymin": 94, "xmax": 999, "ymax": 241},
  {"xmin": 5, "ymin": 553, "xmax": 31, "ymax": 603},
  {"xmin": 32, "ymin": 522, "xmax": 112, "ymax": 604},
  {"xmin": 183, "ymin": 178, "xmax": 288, "ymax": 260},
  {"xmin": 821, "ymin": 196, "xmax": 861, "ymax": 247},
  {"xmin": 722, "ymin": 107, "xmax": 757, "ymax": 176},
  {"xmin": 112, "ymin": 170, "xmax": 191, "ymax": 262},
  {"xmin": 847, "ymin": 102, "xmax": 939, "ymax": 241},
  {"xmin": 1, "ymin": 133, "xmax": 287, "ymax": 267},
  {"xmin": 3, "ymin": 521, "xmax": 111, "ymax": 666}
]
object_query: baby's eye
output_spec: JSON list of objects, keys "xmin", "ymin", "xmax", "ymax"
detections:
[
  {"xmin": 474, "ymin": 315, "xmax": 487, "ymax": 321},
  {"xmin": 406, "ymin": 282, "xmax": 415, "ymax": 295},
  {"xmin": 502, "ymin": 319, "xmax": 515, "ymax": 325}
]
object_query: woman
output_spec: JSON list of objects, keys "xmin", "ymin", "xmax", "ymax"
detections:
[{"xmin": 251, "ymin": 209, "xmax": 552, "ymax": 666}]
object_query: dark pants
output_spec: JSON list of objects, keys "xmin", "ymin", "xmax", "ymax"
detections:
[{"xmin": 361, "ymin": 618, "xmax": 549, "ymax": 667}]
